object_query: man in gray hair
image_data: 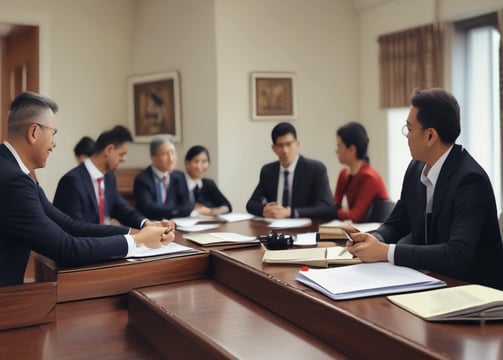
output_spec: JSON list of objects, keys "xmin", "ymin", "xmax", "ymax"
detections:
[{"xmin": 134, "ymin": 136, "xmax": 192, "ymax": 219}]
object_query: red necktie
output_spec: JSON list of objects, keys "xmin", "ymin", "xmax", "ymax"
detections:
[{"xmin": 97, "ymin": 177, "xmax": 105, "ymax": 224}]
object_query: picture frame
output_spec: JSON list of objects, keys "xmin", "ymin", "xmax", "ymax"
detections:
[
  {"xmin": 128, "ymin": 71, "xmax": 182, "ymax": 143},
  {"xmin": 251, "ymin": 72, "xmax": 297, "ymax": 120}
]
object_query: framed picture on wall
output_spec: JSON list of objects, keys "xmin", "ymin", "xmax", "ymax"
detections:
[
  {"xmin": 128, "ymin": 71, "xmax": 182, "ymax": 143},
  {"xmin": 251, "ymin": 72, "xmax": 297, "ymax": 120}
]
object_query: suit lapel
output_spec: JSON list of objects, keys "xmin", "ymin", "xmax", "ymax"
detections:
[{"xmin": 80, "ymin": 164, "xmax": 99, "ymax": 213}]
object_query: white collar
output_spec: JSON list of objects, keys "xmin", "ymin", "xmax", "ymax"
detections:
[
  {"xmin": 83, "ymin": 158, "xmax": 104, "ymax": 181},
  {"xmin": 3, "ymin": 141, "xmax": 30, "ymax": 176}
]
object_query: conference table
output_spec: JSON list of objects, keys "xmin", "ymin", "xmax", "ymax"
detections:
[{"xmin": 1, "ymin": 219, "xmax": 502, "ymax": 359}]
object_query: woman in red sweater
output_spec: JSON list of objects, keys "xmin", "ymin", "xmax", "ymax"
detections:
[{"xmin": 334, "ymin": 122, "xmax": 389, "ymax": 222}]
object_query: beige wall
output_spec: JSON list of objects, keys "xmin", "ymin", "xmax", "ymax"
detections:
[
  {"xmin": 358, "ymin": 0, "xmax": 503, "ymax": 189},
  {"xmin": 1, "ymin": 0, "xmax": 502, "ymax": 213}
]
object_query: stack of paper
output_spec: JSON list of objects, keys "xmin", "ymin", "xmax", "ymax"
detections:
[
  {"xmin": 296, "ymin": 262, "xmax": 446, "ymax": 300},
  {"xmin": 183, "ymin": 232, "xmax": 259, "ymax": 247},
  {"xmin": 252, "ymin": 217, "xmax": 312, "ymax": 229},
  {"xmin": 127, "ymin": 242, "xmax": 200, "ymax": 259},
  {"xmin": 388, "ymin": 284, "xmax": 503, "ymax": 321},
  {"xmin": 263, "ymin": 246, "xmax": 360, "ymax": 267}
]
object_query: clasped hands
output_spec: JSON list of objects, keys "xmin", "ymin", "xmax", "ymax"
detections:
[
  {"xmin": 338, "ymin": 224, "xmax": 389, "ymax": 263},
  {"xmin": 262, "ymin": 202, "xmax": 291, "ymax": 218},
  {"xmin": 134, "ymin": 219, "xmax": 176, "ymax": 249}
]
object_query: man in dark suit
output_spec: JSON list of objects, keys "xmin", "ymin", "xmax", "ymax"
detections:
[
  {"xmin": 0, "ymin": 92, "xmax": 173, "ymax": 286},
  {"xmin": 54, "ymin": 125, "xmax": 149, "ymax": 228},
  {"xmin": 348, "ymin": 88, "xmax": 503, "ymax": 290},
  {"xmin": 246, "ymin": 122, "xmax": 335, "ymax": 219},
  {"xmin": 134, "ymin": 137, "xmax": 193, "ymax": 220}
]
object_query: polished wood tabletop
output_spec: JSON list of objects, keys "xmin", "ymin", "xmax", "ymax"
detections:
[{"xmin": 1, "ymin": 218, "xmax": 503, "ymax": 359}]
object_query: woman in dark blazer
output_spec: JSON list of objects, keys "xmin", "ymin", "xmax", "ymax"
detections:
[{"xmin": 184, "ymin": 145, "xmax": 232, "ymax": 216}]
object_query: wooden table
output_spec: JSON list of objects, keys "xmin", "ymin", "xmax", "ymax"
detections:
[{"xmin": 1, "ymin": 219, "xmax": 502, "ymax": 359}]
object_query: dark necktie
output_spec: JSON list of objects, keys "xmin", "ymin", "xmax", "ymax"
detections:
[
  {"xmin": 282, "ymin": 170, "xmax": 289, "ymax": 207},
  {"xmin": 193, "ymin": 184, "xmax": 200, "ymax": 203},
  {"xmin": 97, "ymin": 177, "xmax": 105, "ymax": 224}
]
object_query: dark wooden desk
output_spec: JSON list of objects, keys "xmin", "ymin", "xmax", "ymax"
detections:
[{"xmin": 2, "ymin": 219, "xmax": 502, "ymax": 359}]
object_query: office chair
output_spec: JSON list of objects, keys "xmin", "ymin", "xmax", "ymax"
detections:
[{"xmin": 361, "ymin": 199, "xmax": 395, "ymax": 223}]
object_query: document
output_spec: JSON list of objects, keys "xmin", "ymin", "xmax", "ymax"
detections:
[
  {"xmin": 176, "ymin": 224, "xmax": 221, "ymax": 232},
  {"xmin": 218, "ymin": 213, "xmax": 255, "ymax": 223},
  {"xmin": 263, "ymin": 246, "xmax": 360, "ymax": 267},
  {"xmin": 296, "ymin": 262, "xmax": 446, "ymax": 300},
  {"xmin": 127, "ymin": 242, "xmax": 199, "ymax": 259},
  {"xmin": 318, "ymin": 220, "xmax": 382, "ymax": 240},
  {"xmin": 294, "ymin": 232, "xmax": 318, "ymax": 246},
  {"xmin": 183, "ymin": 232, "xmax": 259, "ymax": 246},
  {"xmin": 387, "ymin": 284, "xmax": 503, "ymax": 321},
  {"xmin": 266, "ymin": 218, "xmax": 312, "ymax": 229}
]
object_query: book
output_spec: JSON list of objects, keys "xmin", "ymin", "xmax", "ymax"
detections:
[
  {"xmin": 183, "ymin": 232, "xmax": 259, "ymax": 247},
  {"xmin": 318, "ymin": 220, "xmax": 382, "ymax": 240},
  {"xmin": 295, "ymin": 262, "xmax": 446, "ymax": 300},
  {"xmin": 262, "ymin": 246, "xmax": 360, "ymax": 267},
  {"xmin": 387, "ymin": 284, "xmax": 503, "ymax": 321}
]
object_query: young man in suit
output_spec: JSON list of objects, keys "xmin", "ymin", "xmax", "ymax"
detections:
[
  {"xmin": 0, "ymin": 92, "xmax": 173, "ymax": 286},
  {"xmin": 54, "ymin": 125, "xmax": 150, "ymax": 228},
  {"xmin": 246, "ymin": 122, "xmax": 335, "ymax": 219},
  {"xmin": 134, "ymin": 136, "xmax": 193, "ymax": 220},
  {"xmin": 348, "ymin": 88, "xmax": 503, "ymax": 290}
]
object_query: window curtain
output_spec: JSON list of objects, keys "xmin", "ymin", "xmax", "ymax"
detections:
[{"xmin": 378, "ymin": 23, "xmax": 444, "ymax": 108}]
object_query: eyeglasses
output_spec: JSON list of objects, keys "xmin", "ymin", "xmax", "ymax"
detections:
[
  {"xmin": 34, "ymin": 123, "xmax": 58, "ymax": 136},
  {"xmin": 401, "ymin": 124, "xmax": 424, "ymax": 137}
]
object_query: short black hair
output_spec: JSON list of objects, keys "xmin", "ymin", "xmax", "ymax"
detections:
[
  {"xmin": 94, "ymin": 125, "xmax": 133, "ymax": 153},
  {"xmin": 411, "ymin": 88, "xmax": 460, "ymax": 144},
  {"xmin": 271, "ymin": 122, "xmax": 297, "ymax": 144},
  {"xmin": 74, "ymin": 136, "xmax": 95, "ymax": 157},
  {"xmin": 336, "ymin": 122, "xmax": 370, "ymax": 162},
  {"xmin": 185, "ymin": 145, "xmax": 210, "ymax": 163}
]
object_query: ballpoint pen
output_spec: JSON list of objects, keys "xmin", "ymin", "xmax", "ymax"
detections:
[{"xmin": 338, "ymin": 230, "xmax": 354, "ymax": 256}]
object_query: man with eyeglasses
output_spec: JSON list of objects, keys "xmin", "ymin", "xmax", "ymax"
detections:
[
  {"xmin": 346, "ymin": 88, "xmax": 503, "ymax": 290},
  {"xmin": 246, "ymin": 122, "xmax": 335, "ymax": 219},
  {"xmin": 54, "ymin": 125, "xmax": 152, "ymax": 228},
  {"xmin": 0, "ymin": 91, "xmax": 174, "ymax": 286}
]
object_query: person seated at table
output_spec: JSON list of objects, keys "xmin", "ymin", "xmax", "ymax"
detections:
[
  {"xmin": 0, "ymin": 91, "xmax": 174, "ymax": 286},
  {"xmin": 183, "ymin": 145, "xmax": 232, "ymax": 217},
  {"xmin": 246, "ymin": 122, "xmax": 335, "ymax": 219},
  {"xmin": 73, "ymin": 135, "xmax": 95, "ymax": 163},
  {"xmin": 346, "ymin": 88, "xmax": 503, "ymax": 290},
  {"xmin": 54, "ymin": 125, "xmax": 151, "ymax": 229},
  {"xmin": 134, "ymin": 136, "xmax": 193, "ymax": 220},
  {"xmin": 334, "ymin": 121, "xmax": 389, "ymax": 222}
]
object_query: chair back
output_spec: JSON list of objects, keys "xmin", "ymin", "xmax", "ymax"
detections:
[{"xmin": 362, "ymin": 199, "xmax": 395, "ymax": 223}]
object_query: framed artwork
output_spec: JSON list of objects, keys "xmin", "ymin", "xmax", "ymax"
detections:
[
  {"xmin": 128, "ymin": 71, "xmax": 182, "ymax": 142},
  {"xmin": 251, "ymin": 72, "xmax": 296, "ymax": 120}
]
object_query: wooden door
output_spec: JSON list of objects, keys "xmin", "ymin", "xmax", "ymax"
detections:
[{"xmin": 1, "ymin": 25, "xmax": 39, "ymax": 141}]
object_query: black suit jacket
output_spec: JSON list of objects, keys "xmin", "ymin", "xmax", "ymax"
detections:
[
  {"xmin": 53, "ymin": 163, "xmax": 146, "ymax": 228},
  {"xmin": 0, "ymin": 144, "xmax": 129, "ymax": 286},
  {"xmin": 375, "ymin": 144, "xmax": 503, "ymax": 289},
  {"xmin": 185, "ymin": 177, "xmax": 232, "ymax": 212},
  {"xmin": 134, "ymin": 167, "xmax": 193, "ymax": 220},
  {"xmin": 246, "ymin": 155, "xmax": 335, "ymax": 219}
]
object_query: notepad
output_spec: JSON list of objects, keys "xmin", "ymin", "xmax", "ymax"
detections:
[
  {"xmin": 183, "ymin": 232, "xmax": 259, "ymax": 246},
  {"xmin": 387, "ymin": 284, "xmax": 503, "ymax": 321},
  {"xmin": 263, "ymin": 247, "xmax": 360, "ymax": 267},
  {"xmin": 296, "ymin": 262, "xmax": 446, "ymax": 300}
]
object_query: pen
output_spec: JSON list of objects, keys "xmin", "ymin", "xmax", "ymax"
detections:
[{"xmin": 337, "ymin": 230, "xmax": 353, "ymax": 256}]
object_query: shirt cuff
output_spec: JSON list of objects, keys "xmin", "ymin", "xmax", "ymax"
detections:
[
  {"xmin": 140, "ymin": 219, "xmax": 150, "ymax": 228},
  {"xmin": 124, "ymin": 234, "xmax": 136, "ymax": 257},
  {"xmin": 387, "ymin": 244, "xmax": 396, "ymax": 264}
]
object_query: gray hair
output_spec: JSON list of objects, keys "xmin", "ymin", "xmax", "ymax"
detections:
[
  {"xmin": 149, "ymin": 136, "xmax": 175, "ymax": 156},
  {"xmin": 8, "ymin": 91, "xmax": 58, "ymax": 135}
]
